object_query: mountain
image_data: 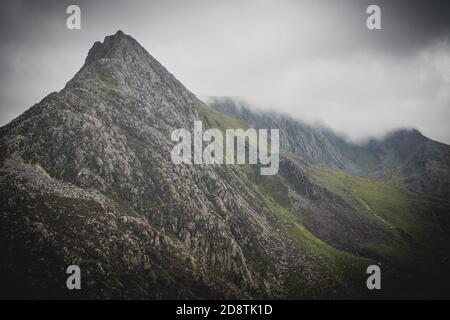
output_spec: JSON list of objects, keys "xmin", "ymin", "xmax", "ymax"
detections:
[
  {"xmin": 208, "ymin": 97, "xmax": 348, "ymax": 169},
  {"xmin": 1, "ymin": 31, "xmax": 449, "ymax": 299},
  {"xmin": 0, "ymin": 31, "xmax": 284, "ymax": 299},
  {"xmin": 208, "ymin": 97, "xmax": 450, "ymax": 199}
]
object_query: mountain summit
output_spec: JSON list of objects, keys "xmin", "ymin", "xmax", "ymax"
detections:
[
  {"xmin": 85, "ymin": 30, "xmax": 142, "ymax": 64},
  {"xmin": 0, "ymin": 31, "xmax": 285, "ymax": 298},
  {"xmin": 1, "ymin": 32, "xmax": 449, "ymax": 299}
]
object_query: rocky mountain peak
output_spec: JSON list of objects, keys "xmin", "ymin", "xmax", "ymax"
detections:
[
  {"xmin": 72, "ymin": 30, "xmax": 183, "ymax": 92},
  {"xmin": 0, "ymin": 31, "xmax": 290, "ymax": 298},
  {"xmin": 1, "ymin": 30, "xmax": 450, "ymax": 299},
  {"xmin": 84, "ymin": 30, "xmax": 144, "ymax": 66},
  {"xmin": 384, "ymin": 128, "xmax": 425, "ymax": 143},
  {"xmin": 64, "ymin": 30, "xmax": 200, "ymax": 127}
]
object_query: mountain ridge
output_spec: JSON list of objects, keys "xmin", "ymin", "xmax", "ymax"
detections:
[
  {"xmin": 1, "ymin": 31, "xmax": 449, "ymax": 299},
  {"xmin": 208, "ymin": 96, "xmax": 450, "ymax": 199}
]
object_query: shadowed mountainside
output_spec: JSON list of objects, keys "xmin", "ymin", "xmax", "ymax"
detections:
[{"xmin": 0, "ymin": 31, "xmax": 449, "ymax": 299}]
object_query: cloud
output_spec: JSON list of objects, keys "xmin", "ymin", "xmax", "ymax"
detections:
[
  {"xmin": 0, "ymin": 0, "xmax": 449, "ymax": 143},
  {"xmin": 220, "ymin": 39, "xmax": 450, "ymax": 143}
]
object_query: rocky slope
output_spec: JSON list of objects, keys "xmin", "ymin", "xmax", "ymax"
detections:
[
  {"xmin": 209, "ymin": 97, "xmax": 450, "ymax": 199},
  {"xmin": 1, "ymin": 31, "xmax": 449, "ymax": 299},
  {"xmin": 208, "ymin": 97, "xmax": 347, "ymax": 169},
  {"xmin": 0, "ymin": 31, "xmax": 290, "ymax": 299}
]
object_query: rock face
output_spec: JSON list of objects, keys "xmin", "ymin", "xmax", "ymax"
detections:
[
  {"xmin": 209, "ymin": 97, "xmax": 347, "ymax": 169},
  {"xmin": 0, "ymin": 31, "xmax": 285, "ymax": 298},
  {"xmin": 1, "ymin": 31, "xmax": 449, "ymax": 299},
  {"xmin": 209, "ymin": 97, "xmax": 450, "ymax": 199}
]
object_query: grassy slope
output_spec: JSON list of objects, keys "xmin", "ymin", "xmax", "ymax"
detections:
[
  {"xmin": 309, "ymin": 166, "xmax": 449, "ymax": 254},
  {"xmin": 200, "ymin": 104, "xmax": 450, "ymax": 298},
  {"xmin": 309, "ymin": 165, "xmax": 450, "ymax": 298},
  {"xmin": 241, "ymin": 164, "xmax": 371, "ymax": 298},
  {"xmin": 201, "ymin": 105, "xmax": 373, "ymax": 298},
  {"xmin": 201, "ymin": 104, "xmax": 249, "ymax": 131}
]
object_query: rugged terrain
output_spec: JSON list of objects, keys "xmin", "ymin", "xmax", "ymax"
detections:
[
  {"xmin": 209, "ymin": 97, "xmax": 450, "ymax": 199},
  {"xmin": 1, "ymin": 31, "xmax": 449, "ymax": 299}
]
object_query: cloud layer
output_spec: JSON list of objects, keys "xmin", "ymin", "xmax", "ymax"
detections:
[{"xmin": 1, "ymin": 0, "xmax": 449, "ymax": 143}]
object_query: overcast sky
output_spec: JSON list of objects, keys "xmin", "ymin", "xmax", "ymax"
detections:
[{"xmin": 1, "ymin": 0, "xmax": 449, "ymax": 143}]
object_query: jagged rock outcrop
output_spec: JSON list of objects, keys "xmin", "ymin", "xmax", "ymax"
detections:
[{"xmin": 0, "ymin": 31, "xmax": 287, "ymax": 298}]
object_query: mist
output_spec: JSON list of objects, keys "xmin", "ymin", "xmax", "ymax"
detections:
[{"xmin": 1, "ymin": 0, "xmax": 449, "ymax": 143}]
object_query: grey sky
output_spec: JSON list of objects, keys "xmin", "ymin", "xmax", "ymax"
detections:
[{"xmin": 1, "ymin": 0, "xmax": 449, "ymax": 143}]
